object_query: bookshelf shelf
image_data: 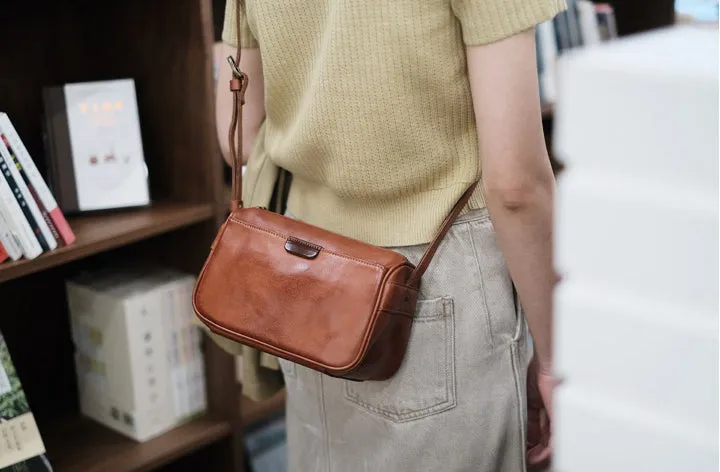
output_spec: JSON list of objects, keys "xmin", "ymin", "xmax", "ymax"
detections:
[
  {"xmin": 0, "ymin": 202, "xmax": 214, "ymax": 283},
  {"xmin": 240, "ymin": 390, "xmax": 286, "ymax": 428},
  {"xmin": 43, "ymin": 415, "xmax": 233, "ymax": 472}
]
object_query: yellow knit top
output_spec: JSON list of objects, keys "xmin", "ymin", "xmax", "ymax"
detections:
[{"xmin": 223, "ymin": 0, "xmax": 566, "ymax": 246}]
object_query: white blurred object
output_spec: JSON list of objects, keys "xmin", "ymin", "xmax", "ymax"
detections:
[{"xmin": 553, "ymin": 25, "xmax": 719, "ymax": 472}]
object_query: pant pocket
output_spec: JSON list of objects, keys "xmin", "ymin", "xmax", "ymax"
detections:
[
  {"xmin": 511, "ymin": 286, "xmax": 527, "ymax": 345},
  {"xmin": 343, "ymin": 297, "xmax": 457, "ymax": 423}
]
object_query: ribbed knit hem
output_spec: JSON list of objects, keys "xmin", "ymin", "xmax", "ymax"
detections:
[
  {"xmin": 452, "ymin": 0, "xmax": 568, "ymax": 45},
  {"xmin": 286, "ymin": 176, "xmax": 487, "ymax": 248}
]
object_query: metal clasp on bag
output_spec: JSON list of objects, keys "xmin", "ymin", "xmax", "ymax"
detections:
[
  {"xmin": 227, "ymin": 56, "xmax": 243, "ymax": 78},
  {"xmin": 227, "ymin": 56, "xmax": 249, "ymax": 101}
]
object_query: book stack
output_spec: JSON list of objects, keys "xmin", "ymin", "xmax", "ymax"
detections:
[
  {"xmin": 0, "ymin": 113, "xmax": 76, "ymax": 265},
  {"xmin": 0, "ymin": 330, "xmax": 53, "ymax": 472},
  {"xmin": 65, "ymin": 266, "xmax": 206, "ymax": 442},
  {"xmin": 537, "ymin": 1, "xmax": 619, "ymax": 105}
]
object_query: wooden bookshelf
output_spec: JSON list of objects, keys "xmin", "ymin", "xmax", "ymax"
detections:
[
  {"xmin": 43, "ymin": 415, "xmax": 233, "ymax": 472},
  {"xmin": 0, "ymin": 1, "xmax": 243, "ymax": 471},
  {"xmin": 0, "ymin": 202, "xmax": 214, "ymax": 283}
]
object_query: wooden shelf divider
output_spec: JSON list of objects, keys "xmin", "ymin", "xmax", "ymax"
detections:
[
  {"xmin": 0, "ymin": 202, "xmax": 214, "ymax": 284},
  {"xmin": 240, "ymin": 389, "xmax": 286, "ymax": 429},
  {"xmin": 43, "ymin": 415, "xmax": 232, "ymax": 472}
]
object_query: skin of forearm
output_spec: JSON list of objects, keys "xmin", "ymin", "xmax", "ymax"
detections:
[
  {"xmin": 465, "ymin": 29, "xmax": 556, "ymax": 371},
  {"xmin": 485, "ymin": 180, "xmax": 555, "ymax": 370}
]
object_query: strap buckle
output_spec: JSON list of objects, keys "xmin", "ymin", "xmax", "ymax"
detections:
[{"xmin": 226, "ymin": 56, "xmax": 243, "ymax": 79}]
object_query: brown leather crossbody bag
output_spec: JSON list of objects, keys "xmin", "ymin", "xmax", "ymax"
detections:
[{"xmin": 192, "ymin": 1, "xmax": 478, "ymax": 381}]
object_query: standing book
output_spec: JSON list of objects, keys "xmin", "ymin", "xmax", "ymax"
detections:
[
  {"xmin": 0, "ymin": 215, "xmax": 22, "ymax": 261},
  {"xmin": 0, "ymin": 165, "xmax": 42, "ymax": 260},
  {"xmin": 0, "ymin": 114, "xmax": 75, "ymax": 246},
  {"xmin": 0, "ymin": 142, "xmax": 57, "ymax": 252},
  {"xmin": 0, "ymin": 331, "xmax": 53, "ymax": 471},
  {"xmin": 42, "ymin": 79, "xmax": 150, "ymax": 214}
]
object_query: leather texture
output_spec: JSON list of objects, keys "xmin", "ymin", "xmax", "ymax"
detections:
[
  {"xmin": 192, "ymin": 0, "xmax": 480, "ymax": 381},
  {"xmin": 193, "ymin": 208, "xmax": 418, "ymax": 380}
]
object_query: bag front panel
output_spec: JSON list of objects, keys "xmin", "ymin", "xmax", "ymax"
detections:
[{"xmin": 194, "ymin": 212, "xmax": 393, "ymax": 371}]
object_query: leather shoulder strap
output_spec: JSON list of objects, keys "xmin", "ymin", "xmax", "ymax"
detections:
[
  {"xmin": 406, "ymin": 181, "xmax": 478, "ymax": 287},
  {"xmin": 228, "ymin": 0, "xmax": 247, "ymax": 211},
  {"xmin": 226, "ymin": 1, "xmax": 479, "ymax": 284}
]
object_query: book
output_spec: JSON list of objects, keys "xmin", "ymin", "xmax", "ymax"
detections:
[
  {"xmin": 535, "ymin": 2, "xmax": 618, "ymax": 106},
  {"xmin": 0, "ymin": 242, "xmax": 7, "ymax": 264},
  {"xmin": 566, "ymin": 0, "xmax": 584, "ymax": 48},
  {"xmin": 0, "ymin": 114, "xmax": 75, "ymax": 246},
  {"xmin": 0, "ymin": 331, "xmax": 53, "ymax": 472},
  {"xmin": 577, "ymin": 0, "xmax": 602, "ymax": 46},
  {"xmin": 2, "ymin": 136, "xmax": 59, "ymax": 246},
  {"xmin": 0, "ymin": 142, "xmax": 56, "ymax": 252},
  {"xmin": 0, "ymin": 164, "xmax": 42, "ymax": 260},
  {"xmin": 42, "ymin": 79, "xmax": 150, "ymax": 214},
  {"xmin": 66, "ymin": 266, "xmax": 206, "ymax": 442},
  {"xmin": 595, "ymin": 3, "xmax": 618, "ymax": 41},
  {"xmin": 0, "ymin": 216, "xmax": 22, "ymax": 261},
  {"xmin": 553, "ymin": 9, "xmax": 572, "ymax": 52}
]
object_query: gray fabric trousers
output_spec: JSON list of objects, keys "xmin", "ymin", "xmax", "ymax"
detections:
[{"xmin": 281, "ymin": 208, "xmax": 531, "ymax": 472}]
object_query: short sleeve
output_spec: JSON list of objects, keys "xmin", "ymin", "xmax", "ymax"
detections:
[
  {"xmin": 451, "ymin": 0, "xmax": 567, "ymax": 45},
  {"xmin": 221, "ymin": 0, "xmax": 259, "ymax": 48}
]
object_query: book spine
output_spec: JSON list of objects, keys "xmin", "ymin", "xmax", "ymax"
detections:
[
  {"xmin": 0, "ymin": 169, "xmax": 42, "ymax": 259},
  {"xmin": 43, "ymin": 86, "xmax": 80, "ymax": 214},
  {"xmin": 595, "ymin": 3, "xmax": 618, "ymax": 41},
  {"xmin": 0, "ymin": 215, "xmax": 22, "ymax": 261},
  {"xmin": 553, "ymin": 10, "xmax": 572, "ymax": 52},
  {"xmin": 0, "ymin": 141, "xmax": 56, "ymax": 252},
  {"xmin": 0, "ymin": 113, "xmax": 76, "ymax": 246},
  {"xmin": 1, "ymin": 135, "xmax": 61, "ymax": 246},
  {"xmin": 577, "ymin": 0, "xmax": 602, "ymax": 46},
  {"xmin": 566, "ymin": 0, "xmax": 584, "ymax": 48}
]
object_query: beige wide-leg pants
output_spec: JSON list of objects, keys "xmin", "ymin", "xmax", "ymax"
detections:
[{"xmin": 281, "ymin": 208, "xmax": 531, "ymax": 472}]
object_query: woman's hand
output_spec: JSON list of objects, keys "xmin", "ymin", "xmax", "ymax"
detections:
[{"xmin": 526, "ymin": 356, "xmax": 559, "ymax": 466}]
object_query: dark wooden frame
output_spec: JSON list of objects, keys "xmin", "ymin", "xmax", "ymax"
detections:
[{"xmin": 0, "ymin": 1, "xmax": 246, "ymax": 471}]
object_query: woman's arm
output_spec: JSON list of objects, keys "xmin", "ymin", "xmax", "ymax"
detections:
[
  {"xmin": 466, "ymin": 27, "xmax": 557, "ymax": 460},
  {"xmin": 215, "ymin": 42, "xmax": 265, "ymax": 166}
]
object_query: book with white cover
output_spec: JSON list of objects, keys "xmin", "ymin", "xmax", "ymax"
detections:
[
  {"xmin": 0, "ymin": 171, "xmax": 41, "ymax": 259},
  {"xmin": 0, "ymin": 140, "xmax": 57, "ymax": 251},
  {"xmin": 43, "ymin": 79, "xmax": 150, "ymax": 213},
  {"xmin": 0, "ymin": 112, "xmax": 75, "ymax": 246},
  {"xmin": 0, "ymin": 214, "xmax": 22, "ymax": 260},
  {"xmin": 577, "ymin": 0, "xmax": 602, "ymax": 46},
  {"xmin": 66, "ymin": 266, "xmax": 206, "ymax": 442}
]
